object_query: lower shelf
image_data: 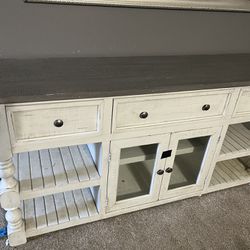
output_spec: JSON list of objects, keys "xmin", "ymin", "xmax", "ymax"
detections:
[
  {"xmin": 21, "ymin": 187, "xmax": 100, "ymax": 238},
  {"xmin": 207, "ymin": 158, "xmax": 250, "ymax": 193}
]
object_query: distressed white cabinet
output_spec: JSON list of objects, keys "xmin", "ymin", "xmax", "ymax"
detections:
[
  {"xmin": 0, "ymin": 87, "xmax": 249, "ymax": 247},
  {"xmin": 107, "ymin": 127, "xmax": 221, "ymax": 211},
  {"xmin": 107, "ymin": 134, "xmax": 170, "ymax": 211},
  {"xmin": 159, "ymin": 127, "xmax": 220, "ymax": 200}
]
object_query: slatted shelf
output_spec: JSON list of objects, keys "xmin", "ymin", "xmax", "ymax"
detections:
[
  {"xmin": 21, "ymin": 187, "xmax": 99, "ymax": 238},
  {"xmin": 218, "ymin": 123, "xmax": 250, "ymax": 162},
  {"xmin": 120, "ymin": 139, "xmax": 195, "ymax": 165},
  {"xmin": 207, "ymin": 158, "xmax": 250, "ymax": 193},
  {"xmin": 14, "ymin": 145, "xmax": 100, "ymax": 200}
]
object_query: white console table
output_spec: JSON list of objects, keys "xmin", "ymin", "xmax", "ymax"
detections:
[{"xmin": 0, "ymin": 55, "xmax": 249, "ymax": 246}]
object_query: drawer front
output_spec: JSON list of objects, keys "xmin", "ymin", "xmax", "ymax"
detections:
[
  {"xmin": 113, "ymin": 91, "xmax": 230, "ymax": 132},
  {"xmin": 7, "ymin": 100, "xmax": 103, "ymax": 142},
  {"xmin": 234, "ymin": 88, "xmax": 250, "ymax": 117}
]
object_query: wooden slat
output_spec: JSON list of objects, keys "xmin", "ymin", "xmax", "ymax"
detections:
[
  {"xmin": 44, "ymin": 195, "xmax": 58, "ymax": 227},
  {"xmin": 69, "ymin": 145, "xmax": 90, "ymax": 182},
  {"xmin": 22, "ymin": 188, "xmax": 99, "ymax": 236},
  {"xmin": 34, "ymin": 197, "xmax": 47, "ymax": 229},
  {"xmin": 60, "ymin": 147, "xmax": 79, "ymax": 183},
  {"xmin": 24, "ymin": 199, "xmax": 36, "ymax": 231},
  {"xmin": 209, "ymin": 159, "xmax": 250, "ymax": 191},
  {"xmin": 78, "ymin": 145, "xmax": 99, "ymax": 180},
  {"xmin": 82, "ymin": 188, "xmax": 98, "ymax": 217},
  {"xmin": 15, "ymin": 144, "xmax": 100, "ymax": 200},
  {"xmin": 19, "ymin": 152, "xmax": 32, "ymax": 192},
  {"xmin": 73, "ymin": 189, "xmax": 89, "ymax": 218},
  {"xmin": 219, "ymin": 123, "xmax": 250, "ymax": 161},
  {"xmin": 39, "ymin": 149, "xmax": 55, "ymax": 188},
  {"xmin": 30, "ymin": 151, "xmax": 44, "ymax": 190},
  {"xmin": 54, "ymin": 193, "xmax": 69, "ymax": 224},
  {"xmin": 219, "ymin": 162, "xmax": 238, "ymax": 181},
  {"xmin": 64, "ymin": 191, "xmax": 79, "ymax": 221},
  {"xmin": 49, "ymin": 148, "xmax": 68, "ymax": 186}
]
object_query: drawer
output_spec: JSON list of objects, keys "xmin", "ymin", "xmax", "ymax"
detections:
[
  {"xmin": 234, "ymin": 88, "xmax": 250, "ymax": 117},
  {"xmin": 7, "ymin": 100, "xmax": 104, "ymax": 142},
  {"xmin": 113, "ymin": 91, "xmax": 230, "ymax": 132}
]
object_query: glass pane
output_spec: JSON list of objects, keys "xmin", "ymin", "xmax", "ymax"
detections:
[
  {"xmin": 116, "ymin": 144, "xmax": 158, "ymax": 201},
  {"xmin": 168, "ymin": 136, "xmax": 210, "ymax": 190}
]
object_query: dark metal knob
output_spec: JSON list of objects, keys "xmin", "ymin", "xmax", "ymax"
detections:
[
  {"xmin": 157, "ymin": 169, "xmax": 164, "ymax": 175},
  {"xmin": 139, "ymin": 112, "xmax": 148, "ymax": 119},
  {"xmin": 165, "ymin": 168, "xmax": 173, "ymax": 173},
  {"xmin": 54, "ymin": 119, "xmax": 64, "ymax": 128},
  {"xmin": 202, "ymin": 104, "xmax": 210, "ymax": 111}
]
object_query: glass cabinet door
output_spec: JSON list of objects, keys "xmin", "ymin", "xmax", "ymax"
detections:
[
  {"xmin": 159, "ymin": 128, "xmax": 220, "ymax": 200},
  {"xmin": 107, "ymin": 134, "xmax": 170, "ymax": 211}
]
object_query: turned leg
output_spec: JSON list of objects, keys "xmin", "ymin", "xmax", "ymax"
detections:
[
  {"xmin": 0, "ymin": 159, "xmax": 26, "ymax": 246},
  {"xmin": 0, "ymin": 105, "xmax": 26, "ymax": 246}
]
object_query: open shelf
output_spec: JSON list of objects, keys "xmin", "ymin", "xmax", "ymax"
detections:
[
  {"xmin": 207, "ymin": 158, "xmax": 250, "ymax": 193},
  {"xmin": 14, "ymin": 144, "xmax": 100, "ymax": 200},
  {"xmin": 120, "ymin": 139, "xmax": 195, "ymax": 165},
  {"xmin": 218, "ymin": 123, "xmax": 250, "ymax": 162},
  {"xmin": 21, "ymin": 187, "xmax": 100, "ymax": 238}
]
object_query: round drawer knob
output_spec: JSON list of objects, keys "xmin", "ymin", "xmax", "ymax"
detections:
[
  {"xmin": 54, "ymin": 119, "xmax": 64, "ymax": 128},
  {"xmin": 139, "ymin": 111, "xmax": 149, "ymax": 119},
  {"xmin": 157, "ymin": 169, "xmax": 164, "ymax": 175},
  {"xmin": 202, "ymin": 104, "xmax": 210, "ymax": 111},
  {"xmin": 165, "ymin": 168, "xmax": 173, "ymax": 173}
]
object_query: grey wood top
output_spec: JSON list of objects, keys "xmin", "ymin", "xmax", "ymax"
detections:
[{"xmin": 0, "ymin": 54, "xmax": 250, "ymax": 104}]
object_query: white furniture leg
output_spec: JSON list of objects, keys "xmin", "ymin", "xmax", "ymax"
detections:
[{"xmin": 0, "ymin": 106, "xmax": 26, "ymax": 246}]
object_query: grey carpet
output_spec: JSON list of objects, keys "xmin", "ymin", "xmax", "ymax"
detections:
[{"xmin": 0, "ymin": 185, "xmax": 249, "ymax": 250}]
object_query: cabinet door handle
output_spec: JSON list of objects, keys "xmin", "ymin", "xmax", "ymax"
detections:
[
  {"xmin": 139, "ymin": 111, "xmax": 148, "ymax": 119},
  {"xmin": 54, "ymin": 119, "xmax": 64, "ymax": 128},
  {"xmin": 161, "ymin": 150, "xmax": 172, "ymax": 159},
  {"xmin": 157, "ymin": 169, "xmax": 164, "ymax": 175},
  {"xmin": 165, "ymin": 168, "xmax": 173, "ymax": 173},
  {"xmin": 202, "ymin": 104, "xmax": 210, "ymax": 111}
]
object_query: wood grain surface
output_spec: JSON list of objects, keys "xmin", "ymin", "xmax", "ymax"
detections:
[{"xmin": 0, "ymin": 54, "xmax": 250, "ymax": 104}]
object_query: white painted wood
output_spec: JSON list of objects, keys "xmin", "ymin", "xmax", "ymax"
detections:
[
  {"xmin": 7, "ymin": 100, "xmax": 103, "ymax": 141},
  {"xmin": 22, "ymin": 188, "xmax": 99, "ymax": 236},
  {"xmin": 78, "ymin": 145, "xmax": 100, "ymax": 180},
  {"xmin": 2, "ymin": 87, "xmax": 250, "ymax": 246},
  {"xmin": 0, "ymin": 105, "xmax": 27, "ymax": 246},
  {"xmin": 207, "ymin": 159, "xmax": 250, "ymax": 193},
  {"xmin": 24, "ymin": 198, "xmax": 36, "ymax": 231},
  {"xmin": 233, "ymin": 87, "xmax": 250, "ymax": 117},
  {"xmin": 15, "ymin": 145, "xmax": 100, "ymax": 200},
  {"xmin": 64, "ymin": 191, "xmax": 78, "ymax": 220},
  {"xmin": 18, "ymin": 152, "xmax": 32, "ymax": 192},
  {"xmin": 9, "ymin": 98, "xmax": 113, "ymax": 155},
  {"xmin": 73, "ymin": 189, "xmax": 89, "ymax": 218},
  {"xmin": 30, "ymin": 151, "xmax": 44, "ymax": 190},
  {"xmin": 113, "ymin": 89, "xmax": 231, "ymax": 133},
  {"xmin": 219, "ymin": 123, "xmax": 250, "ymax": 161},
  {"xmin": 34, "ymin": 197, "xmax": 47, "ymax": 229},
  {"xmin": 119, "ymin": 139, "xmax": 195, "ymax": 165},
  {"xmin": 159, "ymin": 127, "xmax": 221, "ymax": 200},
  {"xmin": 107, "ymin": 134, "xmax": 170, "ymax": 212},
  {"xmin": 39, "ymin": 149, "xmax": 55, "ymax": 188},
  {"xmin": 60, "ymin": 147, "xmax": 79, "ymax": 183},
  {"xmin": 44, "ymin": 195, "xmax": 58, "ymax": 227},
  {"xmin": 54, "ymin": 192, "xmax": 69, "ymax": 224},
  {"xmin": 82, "ymin": 188, "xmax": 98, "ymax": 217}
]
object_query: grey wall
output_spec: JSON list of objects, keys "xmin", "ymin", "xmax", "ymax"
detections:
[{"xmin": 0, "ymin": 0, "xmax": 250, "ymax": 58}]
